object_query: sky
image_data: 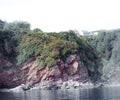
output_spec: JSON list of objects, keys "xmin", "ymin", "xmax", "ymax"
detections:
[{"xmin": 0, "ymin": 0, "xmax": 120, "ymax": 32}]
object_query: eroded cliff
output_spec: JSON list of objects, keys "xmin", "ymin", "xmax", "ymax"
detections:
[{"xmin": 0, "ymin": 29, "xmax": 100, "ymax": 88}]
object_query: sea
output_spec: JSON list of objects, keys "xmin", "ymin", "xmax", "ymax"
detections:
[{"xmin": 0, "ymin": 85, "xmax": 120, "ymax": 100}]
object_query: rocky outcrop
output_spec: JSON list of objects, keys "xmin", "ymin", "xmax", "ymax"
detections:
[
  {"xmin": 0, "ymin": 54, "xmax": 90, "ymax": 88},
  {"xmin": 0, "ymin": 56, "xmax": 20, "ymax": 88},
  {"xmin": 105, "ymin": 66, "xmax": 120, "ymax": 84}
]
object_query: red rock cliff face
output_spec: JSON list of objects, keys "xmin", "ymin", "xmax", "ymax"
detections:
[
  {"xmin": 0, "ymin": 56, "xmax": 21, "ymax": 88},
  {"xmin": 0, "ymin": 54, "xmax": 89, "ymax": 88}
]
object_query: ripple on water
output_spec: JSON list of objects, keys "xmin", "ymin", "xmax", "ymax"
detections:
[{"xmin": 0, "ymin": 86, "xmax": 120, "ymax": 100}]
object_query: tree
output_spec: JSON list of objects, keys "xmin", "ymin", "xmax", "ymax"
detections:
[
  {"xmin": 3, "ymin": 21, "xmax": 31, "ymax": 33},
  {"xmin": 33, "ymin": 28, "xmax": 43, "ymax": 34}
]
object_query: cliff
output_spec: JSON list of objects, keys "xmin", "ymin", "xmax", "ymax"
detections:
[
  {"xmin": 89, "ymin": 29, "xmax": 120, "ymax": 83},
  {"xmin": 0, "ymin": 27, "xmax": 100, "ymax": 88},
  {"xmin": 3, "ymin": 20, "xmax": 120, "ymax": 88}
]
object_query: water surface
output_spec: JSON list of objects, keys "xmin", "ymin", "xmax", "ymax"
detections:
[{"xmin": 0, "ymin": 86, "xmax": 120, "ymax": 100}]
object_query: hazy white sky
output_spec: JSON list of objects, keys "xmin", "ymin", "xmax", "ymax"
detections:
[{"xmin": 0, "ymin": 0, "xmax": 120, "ymax": 32}]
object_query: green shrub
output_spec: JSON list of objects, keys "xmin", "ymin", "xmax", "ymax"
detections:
[{"xmin": 45, "ymin": 57, "xmax": 56, "ymax": 68}]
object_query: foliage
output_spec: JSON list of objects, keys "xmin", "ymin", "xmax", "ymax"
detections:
[
  {"xmin": 0, "ymin": 19, "xmax": 102, "ymax": 80},
  {"xmin": 3, "ymin": 21, "xmax": 31, "ymax": 34},
  {"xmin": 17, "ymin": 32, "xmax": 79, "ymax": 67},
  {"xmin": 33, "ymin": 28, "xmax": 43, "ymax": 34}
]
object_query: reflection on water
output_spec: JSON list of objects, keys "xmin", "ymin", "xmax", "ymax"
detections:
[{"xmin": 0, "ymin": 86, "xmax": 120, "ymax": 100}]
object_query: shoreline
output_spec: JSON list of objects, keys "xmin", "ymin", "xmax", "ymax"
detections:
[
  {"xmin": 0, "ymin": 80, "xmax": 96, "ymax": 92},
  {"xmin": 1, "ymin": 81, "xmax": 120, "ymax": 93}
]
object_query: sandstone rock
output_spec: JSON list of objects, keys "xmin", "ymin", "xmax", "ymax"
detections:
[
  {"xmin": 0, "ymin": 54, "xmax": 89, "ymax": 89},
  {"xmin": 0, "ymin": 56, "xmax": 12, "ymax": 67},
  {"xmin": 66, "ymin": 54, "xmax": 77, "ymax": 64}
]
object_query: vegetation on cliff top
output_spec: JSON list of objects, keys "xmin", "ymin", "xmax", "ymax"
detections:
[
  {"xmin": 0, "ymin": 20, "xmax": 101, "ymax": 80},
  {"xmin": 1, "ymin": 19, "xmax": 120, "ymax": 82}
]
